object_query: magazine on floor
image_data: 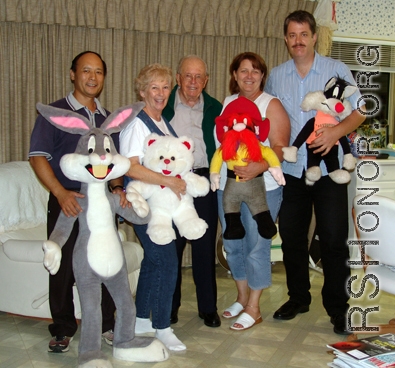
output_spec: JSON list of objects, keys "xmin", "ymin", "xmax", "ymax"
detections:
[
  {"xmin": 327, "ymin": 333, "xmax": 395, "ymax": 367},
  {"xmin": 329, "ymin": 350, "xmax": 395, "ymax": 367}
]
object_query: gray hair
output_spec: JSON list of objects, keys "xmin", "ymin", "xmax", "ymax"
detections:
[{"xmin": 176, "ymin": 55, "xmax": 209, "ymax": 77}]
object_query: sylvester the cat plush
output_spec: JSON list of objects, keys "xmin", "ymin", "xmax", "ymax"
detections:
[{"xmin": 282, "ymin": 76, "xmax": 357, "ymax": 185}]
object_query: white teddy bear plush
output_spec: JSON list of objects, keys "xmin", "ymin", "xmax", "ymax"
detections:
[{"xmin": 126, "ymin": 133, "xmax": 210, "ymax": 245}]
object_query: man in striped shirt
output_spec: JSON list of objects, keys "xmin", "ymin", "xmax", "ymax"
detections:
[{"xmin": 265, "ymin": 10, "xmax": 365, "ymax": 335}]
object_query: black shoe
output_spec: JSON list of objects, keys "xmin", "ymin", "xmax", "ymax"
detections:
[
  {"xmin": 273, "ymin": 300, "xmax": 309, "ymax": 320},
  {"xmin": 330, "ymin": 314, "xmax": 351, "ymax": 335},
  {"xmin": 198, "ymin": 311, "xmax": 221, "ymax": 327},
  {"xmin": 170, "ymin": 309, "xmax": 178, "ymax": 324}
]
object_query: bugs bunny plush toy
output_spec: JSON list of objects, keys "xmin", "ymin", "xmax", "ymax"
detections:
[{"xmin": 36, "ymin": 102, "xmax": 169, "ymax": 367}]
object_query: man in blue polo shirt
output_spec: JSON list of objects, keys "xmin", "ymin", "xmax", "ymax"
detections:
[{"xmin": 29, "ymin": 51, "xmax": 125, "ymax": 352}]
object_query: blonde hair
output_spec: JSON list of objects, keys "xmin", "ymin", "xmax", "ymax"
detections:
[{"xmin": 135, "ymin": 63, "xmax": 173, "ymax": 100}]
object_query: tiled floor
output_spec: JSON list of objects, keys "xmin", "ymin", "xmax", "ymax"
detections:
[{"xmin": 0, "ymin": 262, "xmax": 393, "ymax": 368}]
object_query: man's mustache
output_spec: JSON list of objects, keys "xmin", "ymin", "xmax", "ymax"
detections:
[{"xmin": 293, "ymin": 44, "xmax": 305, "ymax": 48}]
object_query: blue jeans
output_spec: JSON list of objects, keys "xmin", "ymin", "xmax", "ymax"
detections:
[
  {"xmin": 133, "ymin": 223, "xmax": 178, "ymax": 329},
  {"xmin": 217, "ymin": 186, "xmax": 283, "ymax": 290}
]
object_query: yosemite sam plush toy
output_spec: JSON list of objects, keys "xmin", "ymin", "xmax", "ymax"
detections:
[
  {"xmin": 282, "ymin": 77, "xmax": 357, "ymax": 185},
  {"xmin": 126, "ymin": 133, "xmax": 210, "ymax": 246},
  {"xmin": 210, "ymin": 96, "xmax": 285, "ymax": 240},
  {"xmin": 37, "ymin": 102, "xmax": 169, "ymax": 368}
]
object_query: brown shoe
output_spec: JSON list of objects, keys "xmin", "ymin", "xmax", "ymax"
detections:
[{"xmin": 48, "ymin": 336, "xmax": 73, "ymax": 353}]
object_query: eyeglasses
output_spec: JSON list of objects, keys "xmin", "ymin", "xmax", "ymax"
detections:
[{"xmin": 181, "ymin": 73, "xmax": 206, "ymax": 84}]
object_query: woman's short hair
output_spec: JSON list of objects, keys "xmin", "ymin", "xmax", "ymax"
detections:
[
  {"xmin": 135, "ymin": 63, "xmax": 173, "ymax": 100},
  {"xmin": 229, "ymin": 52, "xmax": 268, "ymax": 94}
]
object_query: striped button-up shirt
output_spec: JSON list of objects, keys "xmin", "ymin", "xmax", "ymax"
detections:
[{"xmin": 265, "ymin": 52, "xmax": 363, "ymax": 178}]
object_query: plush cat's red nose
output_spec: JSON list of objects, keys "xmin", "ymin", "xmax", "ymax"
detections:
[{"xmin": 335, "ymin": 103, "xmax": 344, "ymax": 113}]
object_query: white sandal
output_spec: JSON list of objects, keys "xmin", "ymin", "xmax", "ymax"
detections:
[
  {"xmin": 230, "ymin": 312, "xmax": 263, "ymax": 331},
  {"xmin": 222, "ymin": 302, "xmax": 245, "ymax": 319}
]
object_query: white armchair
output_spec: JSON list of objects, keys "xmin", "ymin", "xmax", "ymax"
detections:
[{"xmin": 0, "ymin": 161, "xmax": 143, "ymax": 319}]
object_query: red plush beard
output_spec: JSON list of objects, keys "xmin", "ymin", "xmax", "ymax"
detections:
[{"xmin": 221, "ymin": 128, "xmax": 263, "ymax": 162}]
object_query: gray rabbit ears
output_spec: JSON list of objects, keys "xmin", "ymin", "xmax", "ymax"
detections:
[{"xmin": 36, "ymin": 101, "xmax": 145, "ymax": 136}]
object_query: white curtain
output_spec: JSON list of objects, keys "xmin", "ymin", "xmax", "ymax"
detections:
[{"xmin": 0, "ymin": 0, "xmax": 317, "ymax": 163}]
